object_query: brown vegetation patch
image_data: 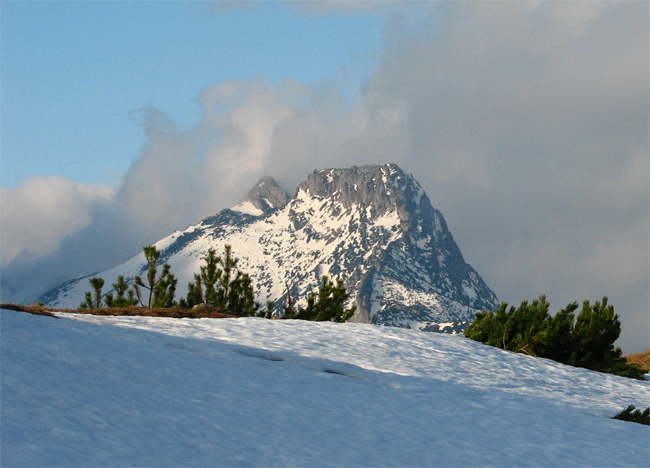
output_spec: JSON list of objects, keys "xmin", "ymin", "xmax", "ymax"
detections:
[
  {"xmin": 68, "ymin": 306, "xmax": 237, "ymax": 319},
  {"xmin": 625, "ymin": 349, "xmax": 650, "ymax": 372},
  {"xmin": 0, "ymin": 303, "xmax": 58, "ymax": 318},
  {"xmin": 1, "ymin": 303, "xmax": 236, "ymax": 320}
]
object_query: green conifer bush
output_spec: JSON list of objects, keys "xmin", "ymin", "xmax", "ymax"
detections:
[
  {"xmin": 180, "ymin": 245, "xmax": 259, "ymax": 316},
  {"xmin": 294, "ymin": 276, "xmax": 356, "ymax": 322},
  {"xmin": 613, "ymin": 405, "xmax": 650, "ymax": 425},
  {"xmin": 465, "ymin": 296, "xmax": 645, "ymax": 379},
  {"xmin": 105, "ymin": 275, "xmax": 137, "ymax": 308},
  {"xmin": 79, "ymin": 277, "xmax": 106, "ymax": 309},
  {"xmin": 133, "ymin": 245, "xmax": 177, "ymax": 308},
  {"xmin": 72, "ymin": 245, "xmax": 353, "ymax": 326}
]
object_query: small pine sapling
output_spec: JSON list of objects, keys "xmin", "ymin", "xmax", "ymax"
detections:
[
  {"xmin": 183, "ymin": 245, "xmax": 259, "ymax": 316},
  {"xmin": 133, "ymin": 245, "xmax": 177, "ymax": 308},
  {"xmin": 265, "ymin": 300, "xmax": 275, "ymax": 319},
  {"xmin": 106, "ymin": 275, "xmax": 137, "ymax": 308},
  {"xmin": 283, "ymin": 282, "xmax": 296, "ymax": 319},
  {"xmin": 79, "ymin": 277, "xmax": 105, "ymax": 309}
]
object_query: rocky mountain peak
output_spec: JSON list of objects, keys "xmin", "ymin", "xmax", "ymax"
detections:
[
  {"xmin": 297, "ymin": 164, "xmax": 427, "ymax": 222},
  {"xmin": 238, "ymin": 176, "xmax": 290, "ymax": 215}
]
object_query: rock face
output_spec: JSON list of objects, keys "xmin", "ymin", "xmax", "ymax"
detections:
[
  {"xmin": 40, "ymin": 164, "xmax": 499, "ymax": 332},
  {"xmin": 240, "ymin": 176, "xmax": 290, "ymax": 215}
]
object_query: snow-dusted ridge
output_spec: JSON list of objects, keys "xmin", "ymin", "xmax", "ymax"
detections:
[
  {"xmin": 2, "ymin": 310, "xmax": 648, "ymax": 467},
  {"xmin": 40, "ymin": 164, "xmax": 498, "ymax": 332}
]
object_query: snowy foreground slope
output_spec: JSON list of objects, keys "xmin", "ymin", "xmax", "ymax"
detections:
[{"xmin": 2, "ymin": 309, "xmax": 649, "ymax": 467}]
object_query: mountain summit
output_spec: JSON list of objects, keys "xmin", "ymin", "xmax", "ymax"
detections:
[
  {"xmin": 42, "ymin": 164, "xmax": 498, "ymax": 332},
  {"xmin": 237, "ymin": 176, "xmax": 290, "ymax": 216}
]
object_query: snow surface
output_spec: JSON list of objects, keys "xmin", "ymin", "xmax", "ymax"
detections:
[
  {"xmin": 2, "ymin": 309, "xmax": 649, "ymax": 467},
  {"xmin": 231, "ymin": 201, "xmax": 264, "ymax": 217}
]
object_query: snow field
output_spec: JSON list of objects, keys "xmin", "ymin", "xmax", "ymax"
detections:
[{"xmin": 2, "ymin": 309, "xmax": 648, "ymax": 467}]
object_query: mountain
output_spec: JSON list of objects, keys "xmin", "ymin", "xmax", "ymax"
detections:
[{"xmin": 40, "ymin": 164, "xmax": 499, "ymax": 331}]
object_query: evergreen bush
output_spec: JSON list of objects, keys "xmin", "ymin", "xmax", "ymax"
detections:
[
  {"xmin": 613, "ymin": 405, "xmax": 650, "ymax": 425},
  {"xmin": 180, "ymin": 245, "xmax": 260, "ymax": 316},
  {"xmin": 293, "ymin": 276, "xmax": 356, "ymax": 322},
  {"xmin": 74, "ymin": 244, "xmax": 357, "ymax": 325},
  {"xmin": 79, "ymin": 277, "xmax": 105, "ymax": 309},
  {"xmin": 465, "ymin": 296, "xmax": 645, "ymax": 380},
  {"xmin": 105, "ymin": 275, "xmax": 137, "ymax": 308},
  {"xmin": 134, "ymin": 245, "xmax": 177, "ymax": 308}
]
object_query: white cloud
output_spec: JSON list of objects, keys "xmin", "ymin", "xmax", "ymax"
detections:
[
  {"xmin": 0, "ymin": 176, "xmax": 113, "ymax": 267},
  {"xmin": 199, "ymin": 81, "xmax": 296, "ymax": 205}
]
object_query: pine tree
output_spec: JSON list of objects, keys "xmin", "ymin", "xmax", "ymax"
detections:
[
  {"xmin": 465, "ymin": 295, "xmax": 645, "ymax": 379},
  {"xmin": 153, "ymin": 263, "xmax": 177, "ymax": 308},
  {"xmin": 295, "ymin": 276, "xmax": 356, "ymax": 322},
  {"xmin": 133, "ymin": 245, "xmax": 177, "ymax": 308},
  {"xmin": 567, "ymin": 297, "xmax": 625, "ymax": 374},
  {"xmin": 260, "ymin": 300, "xmax": 275, "ymax": 319},
  {"xmin": 542, "ymin": 302, "xmax": 578, "ymax": 362},
  {"xmin": 90, "ymin": 277, "xmax": 105, "ymax": 308},
  {"xmin": 79, "ymin": 277, "xmax": 105, "ymax": 309},
  {"xmin": 184, "ymin": 248, "xmax": 221, "ymax": 308},
  {"xmin": 227, "ymin": 272, "xmax": 259, "ymax": 316},
  {"xmin": 215, "ymin": 245, "xmax": 237, "ymax": 307},
  {"xmin": 183, "ymin": 245, "xmax": 259, "ymax": 316},
  {"xmin": 283, "ymin": 282, "xmax": 297, "ymax": 319},
  {"xmin": 613, "ymin": 405, "xmax": 650, "ymax": 425},
  {"xmin": 105, "ymin": 275, "xmax": 137, "ymax": 308},
  {"xmin": 80, "ymin": 293, "xmax": 92, "ymax": 310}
]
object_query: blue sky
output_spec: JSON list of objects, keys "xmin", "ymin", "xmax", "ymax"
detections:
[
  {"xmin": 1, "ymin": 1, "xmax": 383, "ymax": 187},
  {"xmin": 1, "ymin": 1, "xmax": 648, "ymax": 352}
]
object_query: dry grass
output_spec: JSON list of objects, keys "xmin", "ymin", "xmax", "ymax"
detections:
[
  {"xmin": 0, "ymin": 303, "xmax": 236, "ymax": 320},
  {"xmin": 625, "ymin": 349, "xmax": 650, "ymax": 372},
  {"xmin": 0, "ymin": 303, "xmax": 58, "ymax": 318}
]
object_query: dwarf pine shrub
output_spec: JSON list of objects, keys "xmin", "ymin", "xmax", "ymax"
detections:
[
  {"xmin": 465, "ymin": 296, "xmax": 646, "ymax": 380},
  {"xmin": 613, "ymin": 405, "xmax": 650, "ymax": 425}
]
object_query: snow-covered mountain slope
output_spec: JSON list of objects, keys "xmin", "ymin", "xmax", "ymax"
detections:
[
  {"xmin": 2, "ymin": 310, "xmax": 648, "ymax": 467},
  {"xmin": 40, "ymin": 164, "xmax": 498, "ymax": 331}
]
